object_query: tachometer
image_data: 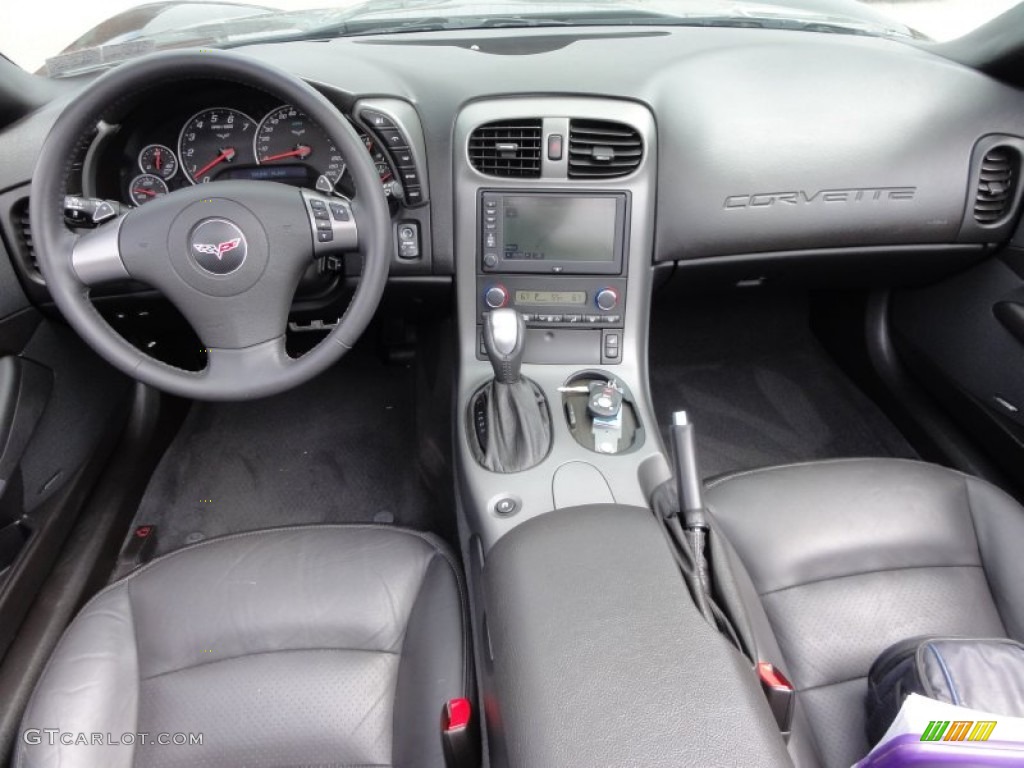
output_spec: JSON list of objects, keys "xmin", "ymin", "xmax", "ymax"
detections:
[
  {"xmin": 178, "ymin": 108, "xmax": 257, "ymax": 184},
  {"xmin": 138, "ymin": 144, "xmax": 178, "ymax": 180},
  {"xmin": 129, "ymin": 173, "xmax": 169, "ymax": 206},
  {"xmin": 255, "ymin": 105, "xmax": 346, "ymax": 193}
]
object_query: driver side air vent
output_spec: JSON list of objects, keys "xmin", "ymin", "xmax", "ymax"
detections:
[
  {"xmin": 10, "ymin": 199, "xmax": 39, "ymax": 277},
  {"xmin": 469, "ymin": 119, "xmax": 542, "ymax": 178},
  {"xmin": 974, "ymin": 147, "xmax": 1020, "ymax": 224},
  {"xmin": 568, "ymin": 119, "xmax": 643, "ymax": 179}
]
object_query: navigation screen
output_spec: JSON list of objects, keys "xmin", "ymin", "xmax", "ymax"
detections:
[{"xmin": 502, "ymin": 196, "xmax": 617, "ymax": 262}]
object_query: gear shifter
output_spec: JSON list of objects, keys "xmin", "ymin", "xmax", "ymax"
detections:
[
  {"xmin": 482, "ymin": 308, "xmax": 526, "ymax": 383},
  {"xmin": 470, "ymin": 309, "xmax": 552, "ymax": 473}
]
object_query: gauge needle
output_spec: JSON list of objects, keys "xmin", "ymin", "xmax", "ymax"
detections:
[
  {"xmin": 154, "ymin": 147, "xmax": 162, "ymax": 172},
  {"xmin": 134, "ymin": 188, "xmax": 157, "ymax": 197},
  {"xmin": 261, "ymin": 146, "xmax": 312, "ymax": 163},
  {"xmin": 194, "ymin": 147, "xmax": 236, "ymax": 180}
]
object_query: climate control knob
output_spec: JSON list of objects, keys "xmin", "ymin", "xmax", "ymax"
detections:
[
  {"xmin": 484, "ymin": 284, "xmax": 509, "ymax": 309},
  {"xmin": 595, "ymin": 287, "xmax": 619, "ymax": 312}
]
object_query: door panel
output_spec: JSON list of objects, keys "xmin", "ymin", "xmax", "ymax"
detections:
[{"xmin": 891, "ymin": 254, "xmax": 1024, "ymax": 490}]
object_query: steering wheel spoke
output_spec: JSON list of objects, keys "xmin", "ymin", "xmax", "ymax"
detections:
[
  {"xmin": 70, "ymin": 215, "xmax": 132, "ymax": 285},
  {"xmin": 301, "ymin": 191, "xmax": 359, "ymax": 255},
  {"xmin": 203, "ymin": 337, "xmax": 291, "ymax": 387}
]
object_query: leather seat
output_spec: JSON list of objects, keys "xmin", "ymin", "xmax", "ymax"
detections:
[
  {"xmin": 706, "ymin": 458, "xmax": 1024, "ymax": 768},
  {"xmin": 16, "ymin": 525, "xmax": 468, "ymax": 768}
]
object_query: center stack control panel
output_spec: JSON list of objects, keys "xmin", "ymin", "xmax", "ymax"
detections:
[{"xmin": 475, "ymin": 190, "xmax": 630, "ymax": 365}]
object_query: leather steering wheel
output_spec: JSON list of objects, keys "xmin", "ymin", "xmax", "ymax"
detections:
[{"xmin": 30, "ymin": 51, "xmax": 391, "ymax": 400}]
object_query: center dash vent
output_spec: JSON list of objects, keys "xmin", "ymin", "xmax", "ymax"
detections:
[
  {"xmin": 568, "ymin": 119, "xmax": 643, "ymax": 179},
  {"xmin": 469, "ymin": 119, "xmax": 542, "ymax": 178},
  {"xmin": 974, "ymin": 147, "xmax": 1020, "ymax": 224}
]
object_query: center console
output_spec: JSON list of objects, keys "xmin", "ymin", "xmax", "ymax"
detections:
[
  {"xmin": 454, "ymin": 98, "xmax": 671, "ymax": 550},
  {"xmin": 453, "ymin": 99, "xmax": 791, "ymax": 767}
]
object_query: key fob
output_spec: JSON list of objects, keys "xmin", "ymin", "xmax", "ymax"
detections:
[{"xmin": 588, "ymin": 381, "xmax": 623, "ymax": 418}]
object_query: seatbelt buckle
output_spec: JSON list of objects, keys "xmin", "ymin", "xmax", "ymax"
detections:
[
  {"xmin": 757, "ymin": 662, "xmax": 795, "ymax": 740},
  {"xmin": 442, "ymin": 697, "xmax": 479, "ymax": 768},
  {"xmin": 112, "ymin": 524, "xmax": 158, "ymax": 580}
]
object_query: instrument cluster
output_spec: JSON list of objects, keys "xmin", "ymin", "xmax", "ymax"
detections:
[{"xmin": 111, "ymin": 95, "xmax": 398, "ymax": 208}]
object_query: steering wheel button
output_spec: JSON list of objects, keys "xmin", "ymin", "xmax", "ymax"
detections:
[
  {"xmin": 313, "ymin": 209, "xmax": 330, "ymax": 220},
  {"xmin": 315, "ymin": 219, "xmax": 332, "ymax": 231},
  {"xmin": 309, "ymin": 199, "xmax": 326, "ymax": 210},
  {"xmin": 329, "ymin": 203, "xmax": 350, "ymax": 221},
  {"xmin": 317, "ymin": 230, "xmax": 334, "ymax": 243}
]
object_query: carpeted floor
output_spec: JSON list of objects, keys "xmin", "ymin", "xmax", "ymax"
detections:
[
  {"xmin": 649, "ymin": 293, "xmax": 917, "ymax": 478},
  {"xmin": 132, "ymin": 349, "xmax": 442, "ymax": 556}
]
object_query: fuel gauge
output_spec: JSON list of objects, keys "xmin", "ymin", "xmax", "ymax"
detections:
[
  {"xmin": 129, "ymin": 173, "xmax": 169, "ymax": 206},
  {"xmin": 138, "ymin": 144, "xmax": 178, "ymax": 180}
]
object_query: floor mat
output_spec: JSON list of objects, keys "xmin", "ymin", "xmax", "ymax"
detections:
[
  {"xmin": 133, "ymin": 350, "xmax": 439, "ymax": 556},
  {"xmin": 649, "ymin": 293, "xmax": 917, "ymax": 478}
]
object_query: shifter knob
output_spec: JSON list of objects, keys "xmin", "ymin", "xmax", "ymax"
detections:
[{"xmin": 483, "ymin": 308, "xmax": 527, "ymax": 384}]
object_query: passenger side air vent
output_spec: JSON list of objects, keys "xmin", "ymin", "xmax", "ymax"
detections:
[
  {"xmin": 568, "ymin": 119, "xmax": 643, "ymax": 179},
  {"xmin": 974, "ymin": 147, "xmax": 1019, "ymax": 224},
  {"xmin": 468, "ymin": 119, "xmax": 542, "ymax": 178},
  {"xmin": 10, "ymin": 199, "xmax": 39, "ymax": 276}
]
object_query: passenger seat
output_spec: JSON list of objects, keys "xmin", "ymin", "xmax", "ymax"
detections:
[{"xmin": 705, "ymin": 458, "xmax": 1024, "ymax": 767}]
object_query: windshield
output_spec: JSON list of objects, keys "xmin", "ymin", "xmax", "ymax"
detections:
[{"xmin": 1, "ymin": 0, "xmax": 1019, "ymax": 75}]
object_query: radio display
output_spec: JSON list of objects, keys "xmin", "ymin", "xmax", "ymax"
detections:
[
  {"xmin": 515, "ymin": 290, "xmax": 587, "ymax": 306},
  {"xmin": 502, "ymin": 196, "xmax": 618, "ymax": 263}
]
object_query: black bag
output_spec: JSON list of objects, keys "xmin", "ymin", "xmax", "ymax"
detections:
[{"xmin": 865, "ymin": 636, "xmax": 1024, "ymax": 746}]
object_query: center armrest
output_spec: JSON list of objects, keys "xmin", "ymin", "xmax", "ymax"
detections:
[{"xmin": 481, "ymin": 503, "xmax": 791, "ymax": 768}]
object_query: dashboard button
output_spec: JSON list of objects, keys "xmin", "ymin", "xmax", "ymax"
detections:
[
  {"xmin": 483, "ymin": 253, "xmax": 498, "ymax": 268},
  {"xmin": 405, "ymin": 188, "xmax": 424, "ymax": 205},
  {"xmin": 361, "ymin": 110, "xmax": 396, "ymax": 131},
  {"xmin": 595, "ymin": 287, "xmax": 619, "ymax": 311},
  {"xmin": 377, "ymin": 128, "xmax": 408, "ymax": 150},
  {"xmin": 548, "ymin": 133, "xmax": 563, "ymax": 161},
  {"xmin": 484, "ymin": 284, "xmax": 509, "ymax": 309},
  {"xmin": 392, "ymin": 148, "xmax": 414, "ymax": 166}
]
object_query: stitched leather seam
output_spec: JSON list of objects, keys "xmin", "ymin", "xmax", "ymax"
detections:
[
  {"xmin": 758, "ymin": 563, "xmax": 986, "ymax": 598},
  {"xmin": 141, "ymin": 647, "xmax": 399, "ymax": 682}
]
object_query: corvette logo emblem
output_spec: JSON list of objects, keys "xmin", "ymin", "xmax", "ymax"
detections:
[
  {"xmin": 193, "ymin": 238, "xmax": 241, "ymax": 260},
  {"xmin": 189, "ymin": 219, "xmax": 247, "ymax": 275}
]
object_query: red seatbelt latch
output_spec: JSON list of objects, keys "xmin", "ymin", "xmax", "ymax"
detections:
[
  {"xmin": 442, "ymin": 698, "xmax": 479, "ymax": 768},
  {"xmin": 757, "ymin": 662, "xmax": 795, "ymax": 740}
]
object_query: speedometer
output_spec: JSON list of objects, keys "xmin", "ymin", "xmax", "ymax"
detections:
[
  {"xmin": 255, "ymin": 105, "xmax": 346, "ymax": 193},
  {"xmin": 178, "ymin": 108, "xmax": 257, "ymax": 184}
]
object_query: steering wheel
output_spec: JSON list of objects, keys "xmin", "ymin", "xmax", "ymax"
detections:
[{"xmin": 30, "ymin": 51, "xmax": 391, "ymax": 401}]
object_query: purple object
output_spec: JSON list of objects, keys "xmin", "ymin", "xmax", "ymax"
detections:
[{"xmin": 857, "ymin": 734, "xmax": 1024, "ymax": 767}]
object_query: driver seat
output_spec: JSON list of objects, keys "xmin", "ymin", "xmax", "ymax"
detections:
[{"xmin": 15, "ymin": 525, "xmax": 468, "ymax": 768}]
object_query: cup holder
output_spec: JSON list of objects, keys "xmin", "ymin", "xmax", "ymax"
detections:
[{"xmin": 561, "ymin": 370, "xmax": 644, "ymax": 455}]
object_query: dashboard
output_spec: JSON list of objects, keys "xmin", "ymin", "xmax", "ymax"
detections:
[{"xmin": 0, "ymin": 26, "xmax": 1023, "ymax": 298}]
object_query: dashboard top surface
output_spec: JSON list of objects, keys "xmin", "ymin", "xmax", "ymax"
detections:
[{"xmin": 1, "ymin": 25, "xmax": 1023, "ymax": 267}]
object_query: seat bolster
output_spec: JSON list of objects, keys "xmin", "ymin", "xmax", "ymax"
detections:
[
  {"xmin": 16, "ymin": 585, "xmax": 139, "ymax": 768},
  {"xmin": 710, "ymin": 515, "xmax": 823, "ymax": 768},
  {"xmin": 966, "ymin": 475, "xmax": 1024, "ymax": 640},
  {"xmin": 392, "ymin": 549, "xmax": 468, "ymax": 768}
]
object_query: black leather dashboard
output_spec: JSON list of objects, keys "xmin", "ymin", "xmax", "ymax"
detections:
[{"xmin": 2, "ymin": 25, "xmax": 1023, "ymax": 276}]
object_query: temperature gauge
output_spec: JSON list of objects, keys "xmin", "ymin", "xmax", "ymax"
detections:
[
  {"xmin": 138, "ymin": 144, "xmax": 178, "ymax": 180},
  {"xmin": 129, "ymin": 173, "xmax": 169, "ymax": 206}
]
